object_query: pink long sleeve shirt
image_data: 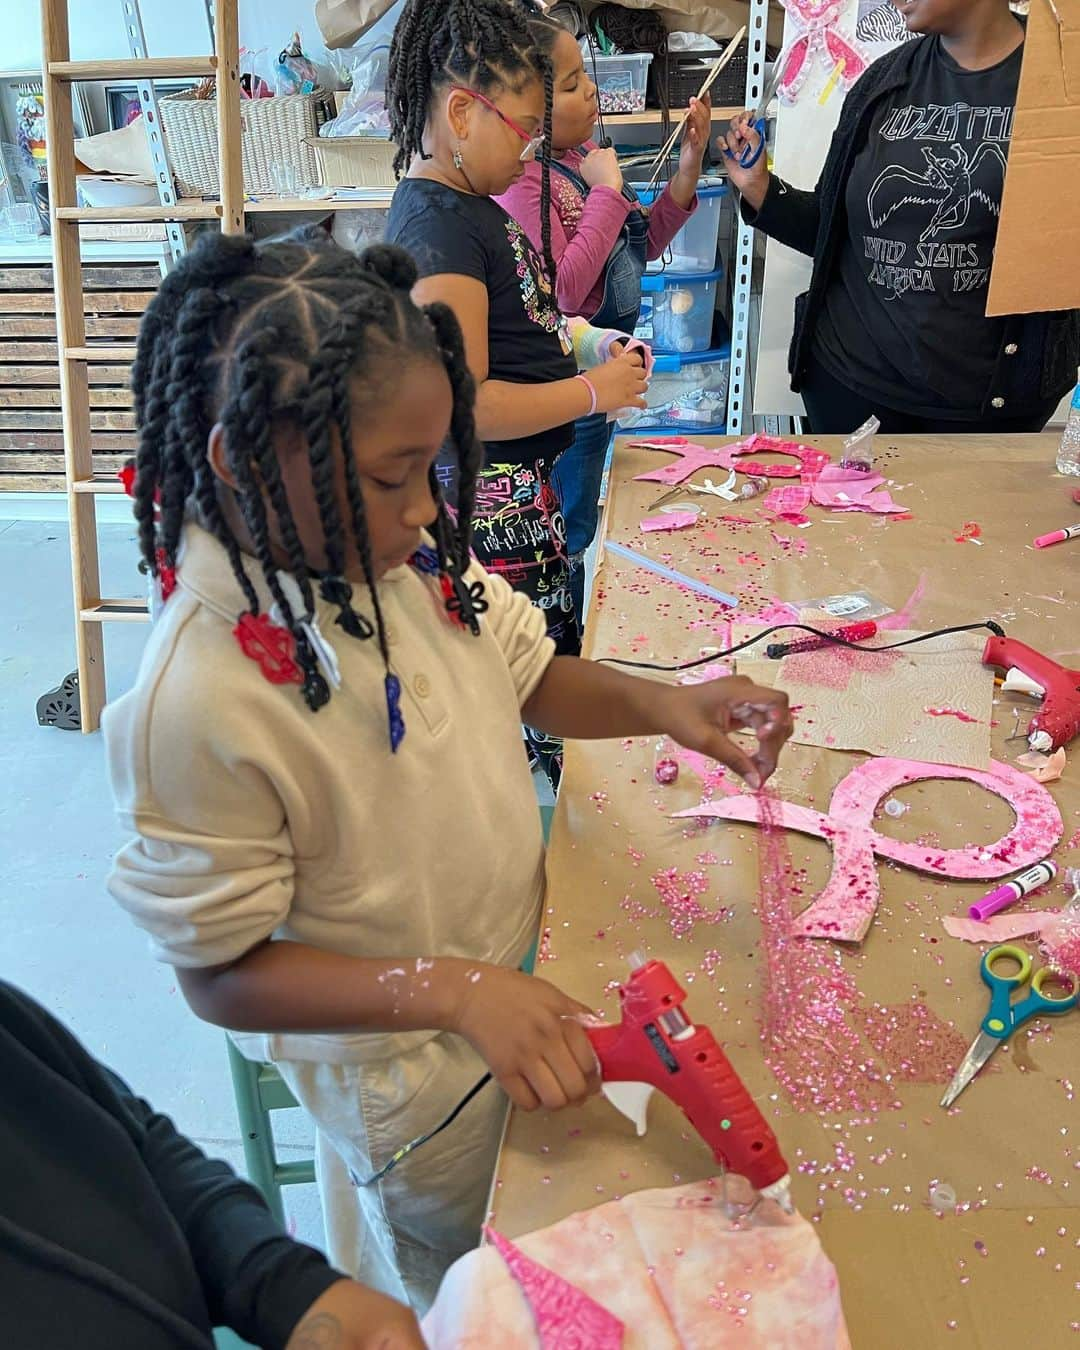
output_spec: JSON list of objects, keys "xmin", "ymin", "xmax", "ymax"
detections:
[{"xmin": 497, "ymin": 146, "xmax": 696, "ymax": 320}]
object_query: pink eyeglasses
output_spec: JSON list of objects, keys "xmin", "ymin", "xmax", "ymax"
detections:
[{"xmin": 450, "ymin": 86, "xmax": 546, "ymax": 161}]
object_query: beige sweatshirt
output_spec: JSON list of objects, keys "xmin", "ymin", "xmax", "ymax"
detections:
[{"xmin": 105, "ymin": 523, "xmax": 554, "ymax": 1066}]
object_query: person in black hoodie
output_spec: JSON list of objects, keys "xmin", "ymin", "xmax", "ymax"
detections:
[
  {"xmin": 722, "ymin": 0, "xmax": 1080, "ymax": 434},
  {"xmin": 0, "ymin": 981, "xmax": 423, "ymax": 1350}
]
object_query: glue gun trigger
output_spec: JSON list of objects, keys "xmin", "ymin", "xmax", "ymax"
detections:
[{"xmin": 600, "ymin": 1081, "xmax": 654, "ymax": 1137}]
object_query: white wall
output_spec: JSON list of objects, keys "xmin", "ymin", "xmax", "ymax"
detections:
[{"xmin": 11, "ymin": 1, "xmax": 400, "ymax": 75}]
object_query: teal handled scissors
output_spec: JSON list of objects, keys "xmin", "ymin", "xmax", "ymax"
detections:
[
  {"xmin": 941, "ymin": 944, "xmax": 1079, "ymax": 1108},
  {"xmin": 723, "ymin": 64, "xmax": 785, "ymax": 170}
]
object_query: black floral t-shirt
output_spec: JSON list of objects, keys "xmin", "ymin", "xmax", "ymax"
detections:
[{"xmin": 387, "ymin": 178, "xmax": 576, "ymax": 463}]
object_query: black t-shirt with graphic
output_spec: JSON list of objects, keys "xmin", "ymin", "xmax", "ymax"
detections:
[
  {"xmin": 813, "ymin": 36, "xmax": 1023, "ymax": 418},
  {"xmin": 387, "ymin": 178, "xmax": 576, "ymax": 464}
]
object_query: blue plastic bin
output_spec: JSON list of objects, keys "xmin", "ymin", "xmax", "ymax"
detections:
[
  {"xmin": 620, "ymin": 342, "xmax": 730, "ymax": 434},
  {"xmin": 637, "ymin": 267, "xmax": 723, "ymax": 354},
  {"xmin": 633, "ymin": 178, "xmax": 728, "ymax": 273}
]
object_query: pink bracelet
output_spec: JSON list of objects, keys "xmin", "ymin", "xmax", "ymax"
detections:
[{"xmin": 575, "ymin": 373, "xmax": 598, "ymax": 416}]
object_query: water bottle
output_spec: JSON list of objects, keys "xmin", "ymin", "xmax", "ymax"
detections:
[{"xmin": 1057, "ymin": 370, "xmax": 1080, "ymax": 476}]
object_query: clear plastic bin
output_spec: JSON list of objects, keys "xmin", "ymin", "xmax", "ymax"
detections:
[
  {"xmin": 634, "ymin": 178, "xmax": 728, "ymax": 273},
  {"xmin": 637, "ymin": 267, "xmax": 723, "ymax": 354},
  {"xmin": 590, "ymin": 53, "xmax": 653, "ymax": 114},
  {"xmin": 619, "ymin": 344, "xmax": 730, "ymax": 432}
]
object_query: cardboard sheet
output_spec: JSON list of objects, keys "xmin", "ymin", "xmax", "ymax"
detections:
[
  {"xmin": 988, "ymin": 0, "xmax": 1080, "ymax": 315},
  {"xmin": 492, "ymin": 433, "xmax": 1080, "ymax": 1350},
  {"xmin": 768, "ymin": 630, "xmax": 994, "ymax": 768}
]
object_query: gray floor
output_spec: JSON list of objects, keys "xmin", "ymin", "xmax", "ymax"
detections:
[{"xmin": 0, "ymin": 511, "xmax": 325, "ymax": 1247}]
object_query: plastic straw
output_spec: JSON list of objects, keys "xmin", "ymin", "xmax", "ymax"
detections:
[{"xmin": 604, "ymin": 539, "xmax": 739, "ymax": 608}]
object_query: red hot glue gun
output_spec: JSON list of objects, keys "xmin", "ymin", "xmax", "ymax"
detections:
[
  {"xmin": 585, "ymin": 954, "xmax": 792, "ymax": 1211},
  {"xmin": 982, "ymin": 635, "xmax": 1080, "ymax": 753}
]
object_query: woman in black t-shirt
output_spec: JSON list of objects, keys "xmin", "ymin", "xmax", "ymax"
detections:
[
  {"xmin": 722, "ymin": 0, "xmax": 1080, "ymax": 434},
  {"xmin": 386, "ymin": 0, "xmax": 647, "ymax": 787}
]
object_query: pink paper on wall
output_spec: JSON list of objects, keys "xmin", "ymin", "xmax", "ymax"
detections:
[
  {"xmin": 422, "ymin": 1178, "xmax": 850, "ymax": 1349},
  {"xmin": 673, "ymin": 757, "xmax": 1064, "ymax": 941}
]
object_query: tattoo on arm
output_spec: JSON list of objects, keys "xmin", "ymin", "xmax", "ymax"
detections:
[{"xmin": 289, "ymin": 1312, "xmax": 344, "ymax": 1348}]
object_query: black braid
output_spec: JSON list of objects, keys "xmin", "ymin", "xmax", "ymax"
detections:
[
  {"xmin": 538, "ymin": 51, "xmax": 557, "ymax": 294},
  {"xmin": 388, "ymin": 0, "xmax": 548, "ymax": 179},
  {"xmin": 129, "ymin": 228, "xmax": 482, "ymax": 720},
  {"xmin": 421, "ymin": 300, "xmax": 481, "ymax": 571}
]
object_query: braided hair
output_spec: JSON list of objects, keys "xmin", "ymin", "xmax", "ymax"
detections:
[
  {"xmin": 129, "ymin": 228, "xmax": 483, "ymax": 722},
  {"xmin": 388, "ymin": 0, "xmax": 558, "ymax": 292}
]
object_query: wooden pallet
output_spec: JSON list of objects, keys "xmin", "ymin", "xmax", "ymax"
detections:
[{"xmin": 0, "ymin": 261, "xmax": 159, "ymax": 491}]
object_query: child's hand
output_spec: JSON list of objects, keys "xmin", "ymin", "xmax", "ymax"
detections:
[
  {"xmin": 719, "ymin": 112, "xmax": 770, "ymax": 210},
  {"xmin": 449, "ymin": 966, "xmax": 601, "ymax": 1112},
  {"xmin": 581, "ymin": 146, "xmax": 624, "ymax": 192},
  {"xmin": 678, "ymin": 94, "xmax": 712, "ymax": 180},
  {"xmin": 654, "ymin": 676, "xmax": 793, "ymax": 789},
  {"xmin": 591, "ymin": 347, "xmax": 649, "ymax": 415}
]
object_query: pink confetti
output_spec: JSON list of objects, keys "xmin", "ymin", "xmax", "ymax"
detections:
[{"xmin": 650, "ymin": 867, "xmax": 731, "ymax": 939}]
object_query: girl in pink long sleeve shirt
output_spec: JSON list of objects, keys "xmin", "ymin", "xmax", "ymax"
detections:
[{"xmin": 497, "ymin": 16, "xmax": 711, "ymax": 627}]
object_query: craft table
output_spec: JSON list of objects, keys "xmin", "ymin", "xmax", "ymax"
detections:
[{"xmin": 491, "ymin": 434, "xmax": 1079, "ymax": 1349}]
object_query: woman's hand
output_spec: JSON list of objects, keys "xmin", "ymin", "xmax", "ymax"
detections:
[
  {"xmin": 449, "ymin": 966, "xmax": 601, "ymax": 1113},
  {"xmin": 652, "ymin": 676, "xmax": 793, "ymax": 789},
  {"xmin": 286, "ymin": 1279, "xmax": 425, "ymax": 1350},
  {"xmin": 589, "ymin": 347, "xmax": 649, "ymax": 415},
  {"xmin": 580, "ymin": 146, "xmax": 624, "ymax": 192},
  {"xmin": 719, "ymin": 112, "xmax": 770, "ymax": 210},
  {"xmin": 670, "ymin": 94, "xmax": 712, "ymax": 208}
]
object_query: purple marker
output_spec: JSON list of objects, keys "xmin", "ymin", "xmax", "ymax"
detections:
[{"xmin": 968, "ymin": 860, "xmax": 1057, "ymax": 921}]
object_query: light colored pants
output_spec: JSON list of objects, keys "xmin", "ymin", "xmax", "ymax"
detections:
[{"xmin": 276, "ymin": 1033, "xmax": 507, "ymax": 1315}]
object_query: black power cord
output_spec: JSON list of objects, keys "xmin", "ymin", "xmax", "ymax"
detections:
[{"xmin": 597, "ymin": 620, "xmax": 1006, "ymax": 674}]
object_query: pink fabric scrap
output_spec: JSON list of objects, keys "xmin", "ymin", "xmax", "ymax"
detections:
[
  {"xmin": 764, "ymin": 484, "xmax": 813, "ymax": 522},
  {"xmin": 943, "ymin": 911, "xmax": 1063, "ymax": 943},
  {"xmin": 485, "ymin": 1227, "xmax": 625, "ymax": 1348},
  {"xmin": 640, "ymin": 509, "xmax": 698, "ymax": 533},
  {"xmin": 810, "ymin": 465, "xmax": 906, "ymax": 514}
]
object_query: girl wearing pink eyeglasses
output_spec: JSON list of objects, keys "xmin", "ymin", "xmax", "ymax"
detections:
[{"xmin": 387, "ymin": 0, "xmax": 648, "ymax": 790}]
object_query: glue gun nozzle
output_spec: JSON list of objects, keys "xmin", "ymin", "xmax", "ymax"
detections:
[{"xmin": 760, "ymin": 1176, "xmax": 795, "ymax": 1215}]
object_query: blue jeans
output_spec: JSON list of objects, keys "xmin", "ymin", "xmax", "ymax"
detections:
[{"xmin": 551, "ymin": 411, "xmax": 612, "ymax": 628}]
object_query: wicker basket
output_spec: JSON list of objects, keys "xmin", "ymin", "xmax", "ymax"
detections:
[
  {"xmin": 309, "ymin": 135, "xmax": 398, "ymax": 188},
  {"xmin": 664, "ymin": 45, "xmax": 748, "ymax": 111},
  {"xmin": 160, "ymin": 88, "xmax": 333, "ymax": 197}
]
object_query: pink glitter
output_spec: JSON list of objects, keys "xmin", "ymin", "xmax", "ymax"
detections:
[
  {"xmin": 783, "ymin": 641, "xmax": 897, "ymax": 691},
  {"xmin": 753, "ymin": 787, "xmax": 967, "ymax": 1113},
  {"xmin": 650, "ymin": 867, "xmax": 731, "ymax": 939}
]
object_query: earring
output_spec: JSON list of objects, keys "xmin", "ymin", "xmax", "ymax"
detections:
[{"xmin": 453, "ymin": 146, "xmax": 464, "ymax": 171}]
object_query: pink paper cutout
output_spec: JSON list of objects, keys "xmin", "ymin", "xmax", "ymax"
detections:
[
  {"xmin": 640, "ymin": 509, "xmax": 698, "ymax": 533},
  {"xmin": 673, "ymin": 757, "xmax": 1063, "ymax": 942},
  {"xmin": 764, "ymin": 484, "xmax": 813, "ymax": 522},
  {"xmin": 943, "ymin": 911, "xmax": 1062, "ymax": 943},
  {"xmin": 632, "ymin": 434, "xmax": 830, "ymax": 487},
  {"xmin": 486, "ymin": 1227, "xmax": 625, "ymax": 1348},
  {"xmin": 778, "ymin": 0, "xmax": 869, "ymax": 103},
  {"xmin": 810, "ymin": 465, "xmax": 906, "ymax": 514}
]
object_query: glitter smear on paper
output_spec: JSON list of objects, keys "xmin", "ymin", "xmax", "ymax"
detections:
[
  {"xmin": 650, "ymin": 868, "xmax": 733, "ymax": 939},
  {"xmin": 754, "ymin": 787, "xmax": 964, "ymax": 1112},
  {"xmin": 783, "ymin": 643, "xmax": 897, "ymax": 691}
]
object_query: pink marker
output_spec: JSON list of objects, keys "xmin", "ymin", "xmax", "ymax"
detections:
[
  {"xmin": 1033, "ymin": 523, "xmax": 1080, "ymax": 549},
  {"xmin": 968, "ymin": 860, "xmax": 1057, "ymax": 921}
]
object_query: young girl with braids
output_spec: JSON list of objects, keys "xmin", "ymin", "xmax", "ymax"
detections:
[
  {"xmin": 498, "ymin": 10, "xmax": 712, "ymax": 623},
  {"xmin": 385, "ymin": 0, "xmax": 648, "ymax": 787},
  {"xmin": 104, "ymin": 229, "xmax": 792, "ymax": 1314}
]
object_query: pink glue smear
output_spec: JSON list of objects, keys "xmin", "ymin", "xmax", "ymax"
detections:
[
  {"xmin": 754, "ymin": 787, "xmax": 966, "ymax": 1114},
  {"xmin": 924, "ymin": 707, "xmax": 981, "ymax": 724}
]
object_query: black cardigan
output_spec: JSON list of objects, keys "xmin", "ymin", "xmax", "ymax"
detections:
[
  {"xmin": 0, "ymin": 982, "xmax": 341, "ymax": 1349},
  {"xmin": 743, "ymin": 36, "xmax": 1080, "ymax": 418}
]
